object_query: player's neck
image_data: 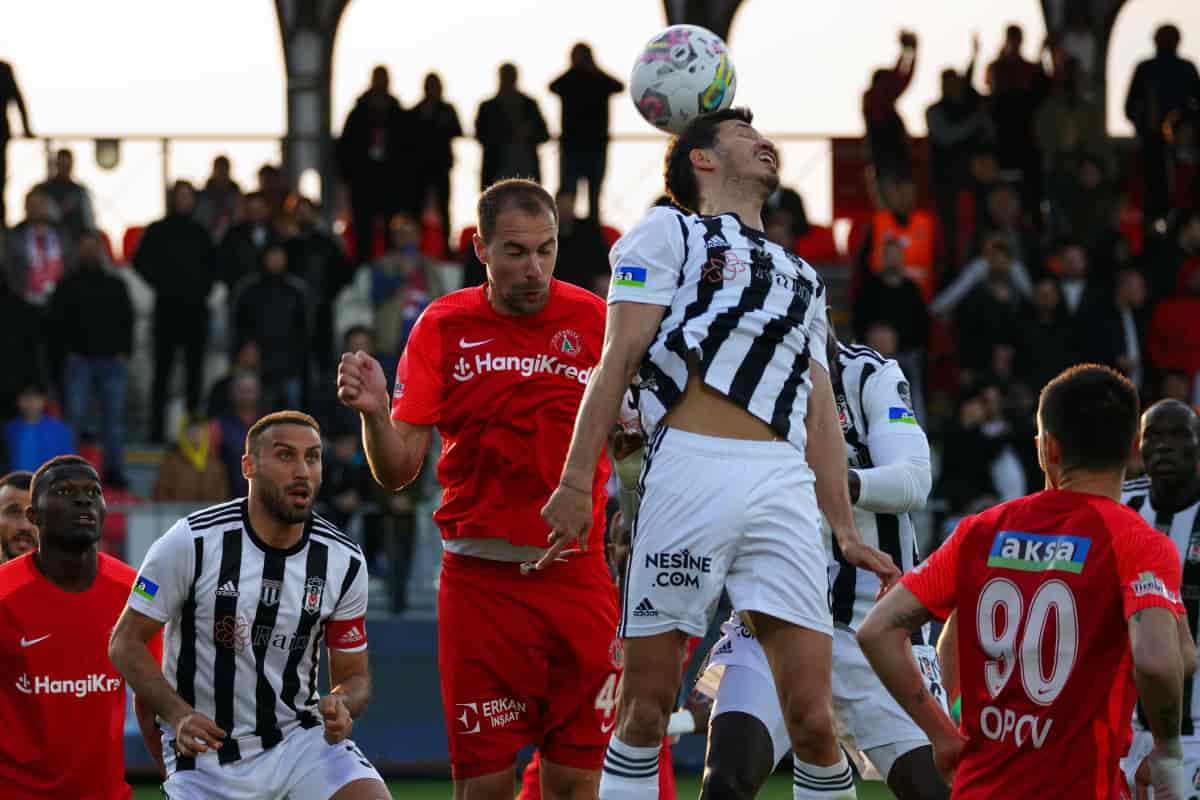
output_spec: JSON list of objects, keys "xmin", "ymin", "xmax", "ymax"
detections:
[
  {"xmin": 247, "ymin": 500, "xmax": 306, "ymax": 551},
  {"xmin": 32, "ymin": 544, "xmax": 98, "ymax": 593},
  {"xmin": 699, "ymin": 185, "xmax": 764, "ymax": 231},
  {"xmin": 1150, "ymin": 476, "xmax": 1200, "ymax": 514},
  {"xmin": 1053, "ymin": 468, "xmax": 1124, "ymax": 501}
]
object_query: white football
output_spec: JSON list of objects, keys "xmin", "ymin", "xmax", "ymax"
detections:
[{"xmin": 630, "ymin": 24, "xmax": 737, "ymax": 134}]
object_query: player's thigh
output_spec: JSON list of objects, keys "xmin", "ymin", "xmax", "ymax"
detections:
[
  {"xmin": 453, "ymin": 767, "xmax": 519, "ymax": 800},
  {"xmin": 748, "ymin": 611, "xmax": 832, "ymax": 712},
  {"xmin": 620, "ymin": 629, "xmax": 690, "ymax": 712},
  {"xmin": 538, "ymin": 756, "xmax": 601, "ymax": 800}
]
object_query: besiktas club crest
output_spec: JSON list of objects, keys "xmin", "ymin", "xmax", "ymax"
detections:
[{"xmin": 303, "ymin": 577, "xmax": 325, "ymax": 614}]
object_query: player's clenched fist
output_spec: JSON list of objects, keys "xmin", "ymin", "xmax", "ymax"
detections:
[
  {"xmin": 538, "ymin": 482, "xmax": 593, "ymax": 570},
  {"xmin": 171, "ymin": 710, "xmax": 226, "ymax": 757},
  {"xmin": 320, "ymin": 693, "xmax": 353, "ymax": 744},
  {"xmin": 337, "ymin": 351, "xmax": 388, "ymax": 416}
]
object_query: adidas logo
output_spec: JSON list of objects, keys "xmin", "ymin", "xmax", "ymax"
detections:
[
  {"xmin": 337, "ymin": 626, "xmax": 364, "ymax": 645},
  {"xmin": 713, "ymin": 639, "xmax": 733, "ymax": 656},
  {"xmin": 632, "ymin": 598, "xmax": 657, "ymax": 618},
  {"xmin": 216, "ymin": 580, "xmax": 239, "ymax": 598},
  {"xmin": 705, "ymin": 235, "xmax": 729, "ymax": 249}
]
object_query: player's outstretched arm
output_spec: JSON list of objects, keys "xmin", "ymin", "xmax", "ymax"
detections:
[
  {"xmin": 858, "ymin": 585, "xmax": 965, "ymax": 786},
  {"xmin": 109, "ymin": 607, "xmax": 226, "ymax": 757},
  {"xmin": 538, "ymin": 300, "xmax": 665, "ymax": 569}
]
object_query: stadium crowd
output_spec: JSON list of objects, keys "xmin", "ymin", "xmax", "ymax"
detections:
[{"xmin": 0, "ymin": 22, "xmax": 1197, "ymax": 600}]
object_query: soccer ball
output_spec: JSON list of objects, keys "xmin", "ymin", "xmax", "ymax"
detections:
[{"xmin": 630, "ymin": 24, "xmax": 737, "ymax": 134}]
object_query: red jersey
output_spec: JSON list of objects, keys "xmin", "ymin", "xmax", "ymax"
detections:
[
  {"xmin": 0, "ymin": 552, "xmax": 161, "ymax": 800},
  {"xmin": 903, "ymin": 490, "xmax": 1185, "ymax": 800},
  {"xmin": 392, "ymin": 280, "xmax": 610, "ymax": 551}
]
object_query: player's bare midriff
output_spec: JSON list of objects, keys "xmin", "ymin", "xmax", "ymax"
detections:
[{"xmin": 662, "ymin": 363, "xmax": 782, "ymax": 442}]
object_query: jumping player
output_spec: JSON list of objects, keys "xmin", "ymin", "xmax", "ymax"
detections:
[
  {"xmin": 699, "ymin": 312, "xmax": 948, "ymax": 800},
  {"xmin": 542, "ymin": 108, "xmax": 898, "ymax": 799},
  {"xmin": 337, "ymin": 179, "xmax": 619, "ymax": 799},
  {"xmin": 858, "ymin": 365, "xmax": 1194, "ymax": 798}
]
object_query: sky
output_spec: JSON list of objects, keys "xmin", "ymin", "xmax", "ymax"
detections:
[{"xmin": 1, "ymin": 0, "xmax": 1197, "ymax": 243}]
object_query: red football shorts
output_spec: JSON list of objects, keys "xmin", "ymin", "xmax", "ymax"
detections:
[{"xmin": 439, "ymin": 551, "xmax": 621, "ymax": 779}]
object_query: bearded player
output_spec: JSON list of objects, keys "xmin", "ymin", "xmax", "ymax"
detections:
[
  {"xmin": 0, "ymin": 471, "xmax": 37, "ymax": 562},
  {"xmin": 859, "ymin": 365, "xmax": 1194, "ymax": 798},
  {"xmin": 338, "ymin": 179, "xmax": 619, "ymax": 799}
]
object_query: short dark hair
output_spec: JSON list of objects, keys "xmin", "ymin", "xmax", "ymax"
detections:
[
  {"xmin": 476, "ymin": 178, "xmax": 557, "ymax": 243},
  {"xmin": 664, "ymin": 107, "xmax": 753, "ymax": 213},
  {"xmin": 0, "ymin": 471, "xmax": 33, "ymax": 493},
  {"xmin": 1038, "ymin": 364, "xmax": 1139, "ymax": 472},
  {"xmin": 245, "ymin": 410, "xmax": 321, "ymax": 455},
  {"xmin": 30, "ymin": 456, "xmax": 98, "ymax": 505}
]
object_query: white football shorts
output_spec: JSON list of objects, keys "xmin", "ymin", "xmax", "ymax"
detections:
[{"xmin": 619, "ymin": 427, "xmax": 831, "ymax": 639}]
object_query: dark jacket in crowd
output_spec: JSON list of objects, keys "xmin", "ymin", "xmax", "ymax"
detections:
[
  {"xmin": 554, "ymin": 219, "xmax": 611, "ymax": 290},
  {"xmin": 218, "ymin": 221, "xmax": 275, "ymax": 292},
  {"xmin": 1124, "ymin": 52, "xmax": 1200, "ymax": 134},
  {"xmin": 476, "ymin": 92, "xmax": 550, "ymax": 188},
  {"xmin": 549, "ymin": 67, "xmax": 624, "ymax": 146},
  {"xmin": 47, "ymin": 265, "xmax": 134, "ymax": 359},
  {"xmin": 853, "ymin": 272, "xmax": 930, "ymax": 352},
  {"xmin": 134, "ymin": 213, "xmax": 217, "ymax": 308},
  {"xmin": 1021, "ymin": 310, "xmax": 1079, "ymax": 394},
  {"xmin": 287, "ymin": 227, "xmax": 348, "ymax": 361},
  {"xmin": 413, "ymin": 99, "xmax": 464, "ymax": 173},
  {"xmin": 232, "ymin": 272, "xmax": 312, "ymax": 383},
  {"xmin": 954, "ymin": 284, "xmax": 1030, "ymax": 373},
  {"xmin": 0, "ymin": 282, "xmax": 45, "ymax": 418},
  {"xmin": 336, "ymin": 91, "xmax": 412, "ymax": 188}
]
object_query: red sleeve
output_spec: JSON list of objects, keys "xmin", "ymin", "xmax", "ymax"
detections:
[
  {"xmin": 1114, "ymin": 522, "xmax": 1186, "ymax": 620},
  {"xmin": 391, "ymin": 308, "xmax": 444, "ymax": 425},
  {"xmin": 901, "ymin": 517, "xmax": 968, "ymax": 622}
]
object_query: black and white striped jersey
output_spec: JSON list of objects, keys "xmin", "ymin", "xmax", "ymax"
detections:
[
  {"xmin": 1122, "ymin": 477, "xmax": 1200, "ymax": 735},
  {"xmin": 127, "ymin": 499, "xmax": 369, "ymax": 767},
  {"xmin": 607, "ymin": 207, "xmax": 827, "ymax": 450},
  {"xmin": 826, "ymin": 344, "xmax": 932, "ymax": 639}
]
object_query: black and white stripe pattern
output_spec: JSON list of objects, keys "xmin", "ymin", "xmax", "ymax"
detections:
[
  {"xmin": 142, "ymin": 499, "xmax": 367, "ymax": 767},
  {"xmin": 1124, "ymin": 479, "xmax": 1200, "ymax": 735},
  {"xmin": 603, "ymin": 743, "xmax": 659, "ymax": 780},
  {"xmin": 793, "ymin": 759, "xmax": 854, "ymax": 796}
]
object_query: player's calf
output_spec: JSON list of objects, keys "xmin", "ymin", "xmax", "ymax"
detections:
[
  {"xmin": 701, "ymin": 711, "xmax": 776, "ymax": 800},
  {"xmin": 884, "ymin": 746, "xmax": 949, "ymax": 800}
]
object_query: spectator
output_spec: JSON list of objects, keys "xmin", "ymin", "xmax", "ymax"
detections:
[
  {"xmin": 856, "ymin": 174, "xmax": 938, "ymax": 301},
  {"xmin": 256, "ymin": 163, "xmax": 288, "ymax": 219},
  {"xmin": 862, "ymin": 321, "xmax": 900, "ymax": 358},
  {"xmin": 965, "ymin": 183, "xmax": 1043, "ymax": 272},
  {"xmin": 313, "ymin": 325, "xmax": 395, "ymax": 438},
  {"xmin": 4, "ymin": 189, "xmax": 74, "ymax": 306},
  {"xmin": 1158, "ymin": 371, "xmax": 1198, "ymax": 408},
  {"xmin": 1056, "ymin": 239, "xmax": 1107, "ymax": 323},
  {"xmin": 285, "ymin": 196, "xmax": 349, "ymax": 366},
  {"xmin": 1147, "ymin": 254, "xmax": 1200, "ymax": 388},
  {"xmin": 231, "ymin": 242, "xmax": 311, "ymax": 410},
  {"xmin": 1035, "ymin": 55, "xmax": 1107, "ymax": 167},
  {"xmin": 953, "ymin": 234, "xmax": 1029, "ymax": 378},
  {"xmin": 335, "ymin": 212, "xmax": 441, "ymax": 360},
  {"xmin": 4, "ymin": 384, "xmax": 73, "ymax": 472},
  {"xmin": 1125, "ymin": 24, "xmax": 1200, "ymax": 225},
  {"xmin": 214, "ymin": 370, "xmax": 261, "ymax": 497},
  {"xmin": 337, "ymin": 66, "xmax": 412, "ymax": 265},
  {"xmin": 206, "ymin": 340, "xmax": 260, "ymax": 421},
  {"xmin": 934, "ymin": 390, "xmax": 1001, "ymax": 518},
  {"xmin": 1081, "ymin": 268, "xmax": 1149, "ymax": 390},
  {"xmin": 985, "ymin": 24, "xmax": 1051, "ymax": 223},
  {"xmin": 151, "ymin": 415, "xmax": 230, "ymax": 503},
  {"xmin": 217, "ymin": 190, "xmax": 274, "ymax": 292},
  {"xmin": 763, "ymin": 174, "xmax": 809, "ymax": 237},
  {"xmin": 764, "ymin": 206, "xmax": 799, "ymax": 252},
  {"xmin": 926, "ymin": 35, "xmax": 990, "ymax": 269},
  {"xmin": 46, "ymin": 230, "xmax": 133, "ymax": 485},
  {"xmin": 1056, "ymin": 154, "xmax": 1119, "ymax": 269},
  {"xmin": 930, "ymin": 230, "xmax": 1034, "ymax": 320},
  {"xmin": 1021, "ymin": 277, "xmax": 1077, "ymax": 394},
  {"xmin": 33, "ymin": 149, "xmax": 93, "ymax": 245},
  {"xmin": 476, "ymin": 62, "xmax": 550, "ymax": 189},
  {"xmin": 315, "ymin": 428, "xmax": 374, "ymax": 532},
  {"xmin": 412, "ymin": 73, "xmax": 463, "ymax": 252},
  {"xmin": 0, "ymin": 278, "xmax": 45, "ymax": 419},
  {"xmin": 551, "ymin": 189, "xmax": 609, "ymax": 291},
  {"xmin": 195, "ymin": 154, "xmax": 241, "ymax": 243},
  {"xmin": 0, "ymin": 59, "xmax": 30, "ymax": 228},
  {"xmin": 1145, "ymin": 210, "xmax": 1200, "ymax": 303},
  {"xmin": 133, "ymin": 180, "xmax": 217, "ymax": 443},
  {"xmin": 862, "ymin": 30, "xmax": 918, "ymax": 182},
  {"xmin": 549, "ymin": 43, "xmax": 624, "ymax": 221}
]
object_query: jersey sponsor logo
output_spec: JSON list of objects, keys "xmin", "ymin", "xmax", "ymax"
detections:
[
  {"xmin": 1132, "ymin": 570, "xmax": 1180, "ymax": 604},
  {"xmin": 632, "ymin": 597, "xmax": 658, "ymax": 617},
  {"xmin": 251, "ymin": 624, "xmax": 313, "ymax": 652},
  {"xmin": 132, "ymin": 576, "xmax": 159, "ymax": 602},
  {"xmin": 645, "ymin": 548, "xmax": 713, "ymax": 588},
  {"xmin": 458, "ymin": 337, "xmax": 494, "ymax": 349},
  {"xmin": 215, "ymin": 613, "xmax": 251, "ymax": 652},
  {"xmin": 304, "ymin": 577, "xmax": 326, "ymax": 614},
  {"xmin": 260, "ymin": 579, "xmax": 282, "ymax": 607},
  {"xmin": 455, "ymin": 702, "xmax": 481, "ymax": 734},
  {"xmin": 986, "ymin": 531, "xmax": 1091, "ymax": 574},
  {"xmin": 614, "ymin": 265, "xmax": 647, "ymax": 288},
  {"xmin": 14, "ymin": 672, "xmax": 122, "ymax": 698},
  {"xmin": 453, "ymin": 352, "xmax": 595, "ymax": 386},
  {"xmin": 215, "ymin": 579, "xmax": 239, "ymax": 598},
  {"xmin": 455, "ymin": 698, "xmax": 527, "ymax": 734},
  {"xmin": 549, "ymin": 328, "xmax": 583, "ymax": 357},
  {"xmin": 701, "ymin": 251, "xmax": 749, "ymax": 284},
  {"xmin": 980, "ymin": 704, "xmax": 1053, "ymax": 748},
  {"xmin": 888, "ymin": 406, "xmax": 918, "ymax": 425},
  {"xmin": 19, "ymin": 634, "xmax": 50, "ymax": 648}
]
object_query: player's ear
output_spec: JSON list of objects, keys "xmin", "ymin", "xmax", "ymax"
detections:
[
  {"xmin": 472, "ymin": 232, "xmax": 487, "ymax": 265},
  {"xmin": 241, "ymin": 451, "xmax": 256, "ymax": 482},
  {"xmin": 689, "ymin": 147, "xmax": 715, "ymax": 173},
  {"xmin": 25, "ymin": 504, "xmax": 39, "ymax": 528}
]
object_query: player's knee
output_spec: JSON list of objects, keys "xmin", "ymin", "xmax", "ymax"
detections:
[{"xmin": 781, "ymin": 702, "xmax": 837, "ymax": 756}]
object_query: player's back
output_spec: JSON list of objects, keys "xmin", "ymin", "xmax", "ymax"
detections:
[{"xmin": 948, "ymin": 489, "xmax": 1174, "ymax": 799}]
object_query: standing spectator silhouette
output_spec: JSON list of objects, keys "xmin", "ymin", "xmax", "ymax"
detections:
[
  {"xmin": 862, "ymin": 30, "xmax": 918, "ymax": 182},
  {"xmin": 0, "ymin": 59, "xmax": 30, "ymax": 228},
  {"xmin": 337, "ymin": 66, "xmax": 412, "ymax": 265},
  {"xmin": 217, "ymin": 190, "xmax": 274, "ymax": 293},
  {"xmin": 549, "ymin": 43, "xmax": 624, "ymax": 221},
  {"xmin": 1125, "ymin": 24, "xmax": 1200, "ymax": 227},
  {"xmin": 195, "ymin": 154, "xmax": 241, "ymax": 243},
  {"xmin": 134, "ymin": 180, "xmax": 216, "ymax": 443},
  {"xmin": 855, "ymin": 174, "xmax": 939, "ymax": 301},
  {"xmin": 33, "ymin": 149, "xmax": 93, "ymax": 245},
  {"xmin": 986, "ymin": 25, "xmax": 1051, "ymax": 225},
  {"xmin": 1082, "ymin": 269, "xmax": 1149, "ymax": 390},
  {"xmin": 285, "ymin": 196, "xmax": 348, "ymax": 366},
  {"xmin": 214, "ymin": 370, "xmax": 261, "ymax": 497},
  {"xmin": 0, "ymin": 278, "xmax": 45, "ymax": 419},
  {"xmin": 551, "ymin": 189, "xmax": 610, "ymax": 291},
  {"xmin": 412, "ymin": 73, "xmax": 463, "ymax": 252},
  {"xmin": 47, "ymin": 230, "xmax": 133, "ymax": 485},
  {"xmin": 476, "ymin": 63, "xmax": 550, "ymax": 189},
  {"xmin": 4, "ymin": 189, "xmax": 74, "ymax": 306}
]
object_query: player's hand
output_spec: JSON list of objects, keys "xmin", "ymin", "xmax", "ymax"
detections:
[
  {"xmin": 171, "ymin": 710, "xmax": 226, "ymax": 757},
  {"xmin": 538, "ymin": 481, "xmax": 593, "ymax": 570},
  {"xmin": 932, "ymin": 727, "xmax": 968, "ymax": 787},
  {"xmin": 839, "ymin": 539, "xmax": 901, "ymax": 591},
  {"xmin": 320, "ymin": 693, "xmax": 353, "ymax": 745},
  {"xmin": 337, "ymin": 351, "xmax": 389, "ymax": 417}
]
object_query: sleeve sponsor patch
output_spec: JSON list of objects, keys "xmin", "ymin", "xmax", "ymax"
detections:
[
  {"xmin": 888, "ymin": 406, "xmax": 917, "ymax": 424},
  {"xmin": 1131, "ymin": 571, "xmax": 1180, "ymax": 604},
  {"xmin": 132, "ymin": 576, "xmax": 159, "ymax": 602},
  {"xmin": 614, "ymin": 265, "xmax": 648, "ymax": 288}
]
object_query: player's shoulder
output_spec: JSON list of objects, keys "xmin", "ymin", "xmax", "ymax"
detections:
[
  {"xmin": 551, "ymin": 279, "xmax": 606, "ymax": 312},
  {"xmin": 97, "ymin": 552, "xmax": 138, "ymax": 583},
  {"xmin": 310, "ymin": 512, "xmax": 365, "ymax": 560},
  {"xmin": 183, "ymin": 498, "xmax": 246, "ymax": 537},
  {"xmin": 622, "ymin": 205, "xmax": 694, "ymax": 246},
  {"xmin": 0, "ymin": 555, "xmax": 37, "ymax": 603},
  {"xmin": 838, "ymin": 343, "xmax": 890, "ymax": 373},
  {"xmin": 421, "ymin": 286, "xmax": 487, "ymax": 321}
]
